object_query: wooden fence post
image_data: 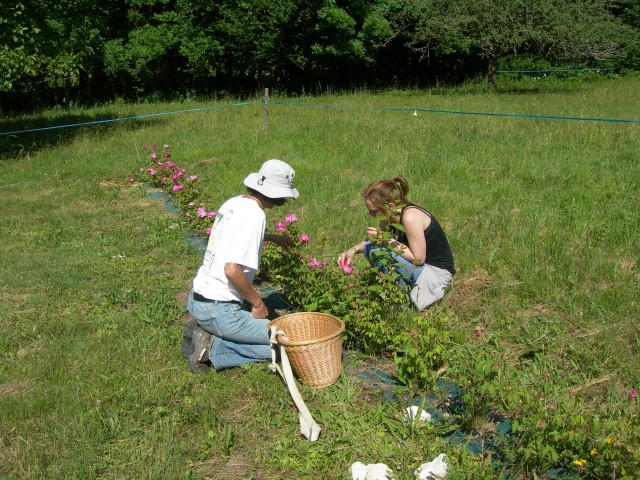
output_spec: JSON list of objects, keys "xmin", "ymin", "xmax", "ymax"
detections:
[{"xmin": 264, "ymin": 88, "xmax": 269, "ymax": 135}]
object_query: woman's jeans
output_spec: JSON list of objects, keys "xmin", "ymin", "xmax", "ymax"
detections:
[
  {"xmin": 363, "ymin": 240, "xmax": 425, "ymax": 291},
  {"xmin": 187, "ymin": 290, "xmax": 272, "ymax": 371}
]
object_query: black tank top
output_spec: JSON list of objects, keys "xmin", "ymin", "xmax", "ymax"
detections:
[{"xmin": 393, "ymin": 204, "xmax": 455, "ymax": 275}]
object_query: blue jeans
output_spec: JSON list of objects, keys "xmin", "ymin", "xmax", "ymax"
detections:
[
  {"xmin": 187, "ymin": 290, "xmax": 272, "ymax": 371},
  {"xmin": 363, "ymin": 241, "xmax": 425, "ymax": 290}
]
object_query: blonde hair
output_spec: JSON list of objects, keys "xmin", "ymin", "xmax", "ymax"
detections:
[{"xmin": 363, "ymin": 175, "xmax": 409, "ymax": 219}]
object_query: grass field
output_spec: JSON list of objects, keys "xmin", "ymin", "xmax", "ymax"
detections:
[{"xmin": 0, "ymin": 74, "xmax": 638, "ymax": 479}]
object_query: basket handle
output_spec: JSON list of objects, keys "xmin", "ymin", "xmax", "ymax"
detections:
[{"xmin": 269, "ymin": 326, "xmax": 322, "ymax": 441}]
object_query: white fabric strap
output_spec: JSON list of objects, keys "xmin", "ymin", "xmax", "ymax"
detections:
[{"xmin": 269, "ymin": 326, "xmax": 322, "ymax": 441}]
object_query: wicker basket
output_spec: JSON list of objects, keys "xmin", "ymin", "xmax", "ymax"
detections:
[{"xmin": 268, "ymin": 312, "xmax": 345, "ymax": 388}]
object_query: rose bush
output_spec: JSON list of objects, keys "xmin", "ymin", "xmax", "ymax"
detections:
[
  {"xmin": 130, "ymin": 143, "xmax": 216, "ymax": 236},
  {"xmin": 130, "ymin": 143, "xmax": 640, "ymax": 477}
]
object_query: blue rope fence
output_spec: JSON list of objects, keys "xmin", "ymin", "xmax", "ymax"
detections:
[
  {"xmin": 497, "ymin": 68, "xmax": 614, "ymax": 74},
  {"xmin": 1, "ymin": 97, "xmax": 638, "ymax": 138},
  {"xmin": 270, "ymin": 102, "xmax": 640, "ymax": 124},
  {"xmin": 0, "ymin": 101, "xmax": 255, "ymax": 137}
]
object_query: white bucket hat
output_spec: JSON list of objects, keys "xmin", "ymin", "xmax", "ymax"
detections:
[{"xmin": 243, "ymin": 159, "xmax": 299, "ymax": 199}]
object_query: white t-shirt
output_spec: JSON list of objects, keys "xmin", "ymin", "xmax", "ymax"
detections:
[{"xmin": 192, "ymin": 196, "xmax": 266, "ymax": 302}]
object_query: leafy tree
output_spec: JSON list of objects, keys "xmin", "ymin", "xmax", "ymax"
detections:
[
  {"xmin": 2, "ymin": 0, "xmax": 638, "ymax": 107},
  {"xmin": 0, "ymin": 3, "xmax": 40, "ymax": 92},
  {"xmin": 311, "ymin": 1, "xmax": 365, "ymax": 62},
  {"xmin": 102, "ymin": 0, "xmax": 390, "ymax": 94},
  {"xmin": 609, "ymin": 0, "xmax": 640, "ymax": 29},
  {"xmin": 406, "ymin": 0, "xmax": 637, "ymax": 87},
  {"xmin": 103, "ymin": 0, "xmax": 301, "ymax": 94},
  {"xmin": 0, "ymin": 1, "xmax": 102, "ymax": 102},
  {"xmin": 607, "ymin": 0, "xmax": 640, "ymax": 66}
]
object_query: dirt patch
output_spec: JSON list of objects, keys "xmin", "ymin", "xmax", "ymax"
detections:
[
  {"xmin": 620, "ymin": 257, "xmax": 636, "ymax": 271},
  {"xmin": 445, "ymin": 269, "xmax": 492, "ymax": 312},
  {"xmin": 15, "ymin": 341, "xmax": 45, "ymax": 360},
  {"xmin": 193, "ymin": 451, "xmax": 262, "ymax": 480},
  {"xmin": 197, "ymin": 157, "xmax": 219, "ymax": 166},
  {"xmin": 220, "ymin": 451, "xmax": 253, "ymax": 479},
  {"xmin": 0, "ymin": 380, "xmax": 34, "ymax": 399},
  {"xmin": 174, "ymin": 291, "xmax": 189, "ymax": 307},
  {"xmin": 517, "ymin": 303, "xmax": 556, "ymax": 320},
  {"xmin": 568, "ymin": 375, "xmax": 613, "ymax": 397},
  {"xmin": 97, "ymin": 180, "xmax": 122, "ymax": 190}
]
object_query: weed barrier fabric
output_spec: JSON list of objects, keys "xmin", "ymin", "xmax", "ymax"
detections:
[
  {"xmin": 146, "ymin": 188, "xmax": 180, "ymax": 214},
  {"xmin": 149, "ymin": 184, "xmax": 575, "ymax": 480},
  {"xmin": 346, "ymin": 363, "xmax": 575, "ymax": 479}
]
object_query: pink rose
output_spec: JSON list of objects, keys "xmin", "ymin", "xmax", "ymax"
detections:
[
  {"xmin": 299, "ymin": 233, "xmax": 309, "ymax": 244},
  {"xmin": 276, "ymin": 222, "xmax": 286, "ymax": 233},
  {"xmin": 308, "ymin": 258, "xmax": 323, "ymax": 269},
  {"xmin": 285, "ymin": 213, "xmax": 298, "ymax": 223}
]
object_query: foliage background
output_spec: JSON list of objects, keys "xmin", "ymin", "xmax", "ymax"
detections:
[{"xmin": 1, "ymin": 0, "xmax": 639, "ymax": 111}]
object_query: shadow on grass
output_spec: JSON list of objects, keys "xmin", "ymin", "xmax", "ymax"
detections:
[{"xmin": 0, "ymin": 111, "xmax": 167, "ymax": 160}]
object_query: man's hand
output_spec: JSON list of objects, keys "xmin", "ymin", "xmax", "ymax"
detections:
[
  {"xmin": 250, "ymin": 300, "xmax": 269, "ymax": 319},
  {"xmin": 224, "ymin": 262, "xmax": 268, "ymax": 319},
  {"xmin": 264, "ymin": 233, "xmax": 295, "ymax": 249}
]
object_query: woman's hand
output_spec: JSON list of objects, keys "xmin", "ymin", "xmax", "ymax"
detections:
[
  {"xmin": 337, "ymin": 247, "xmax": 356, "ymax": 268},
  {"xmin": 337, "ymin": 240, "xmax": 365, "ymax": 267},
  {"xmin": 366, "ymin": 226, "xmax": 381, "ymax": 239},
  {"xmin": 367, "ymin": 226, "xmax": 391, "ymax": 246}
]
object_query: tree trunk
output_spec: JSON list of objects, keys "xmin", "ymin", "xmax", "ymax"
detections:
[{"xmin": 487, "ymin": 56, "xmax": 497, "ymax": 88}]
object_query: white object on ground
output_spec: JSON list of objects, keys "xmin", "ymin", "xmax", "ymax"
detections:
[
  {"xmin": 350, "ymin": 461, "xmax": 394, "ymax": 480},
  {"xmin": 403, "ymin": 405, "xmax": 433, "ymax": 424},
  {"xmin": 415, "ymin": 453, "xmax": 448, "ymax": 479},
  {"xmin": 269, "ymin": 326, "xmax": 322, "ymax": 441}
]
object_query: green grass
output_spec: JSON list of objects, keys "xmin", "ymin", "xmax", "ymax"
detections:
[{"xmin": 0, "ymin": 74, "xmax": 638, "ymax": 479}]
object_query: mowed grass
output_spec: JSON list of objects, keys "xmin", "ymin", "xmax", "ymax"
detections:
[{"xmin": 0, "ymin": 74, "xmax": 638, "ymax": 479}]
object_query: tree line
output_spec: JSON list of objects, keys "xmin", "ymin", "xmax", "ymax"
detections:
[{"xmin": 1, "ymin": 0, "xmax": 639, "ymax": 111}]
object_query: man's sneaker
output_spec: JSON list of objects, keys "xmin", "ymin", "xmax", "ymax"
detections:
[{"xmin": 180, "ymin": 318, "xmax": 213, "ymax": 374}]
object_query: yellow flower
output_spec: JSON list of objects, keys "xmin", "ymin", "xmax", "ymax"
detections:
[
  {"xmin": 606, "ymin": 437, "xmax": 614, "ymax": 445},
  {"xmin": 573, "ymin": 459, "xmax": 587, "ymax": 467},
  {"xmin": 590, "ymin": 448, "xmax": 597, "ymax": 456}
]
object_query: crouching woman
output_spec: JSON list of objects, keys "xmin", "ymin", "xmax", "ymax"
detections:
[{"xmin": 337, "ymin": 175, "xmax": 455, "ymax": 310}]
